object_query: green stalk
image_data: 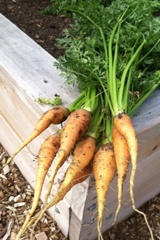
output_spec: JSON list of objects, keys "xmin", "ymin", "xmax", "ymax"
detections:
[
  {"xmin": 95, "ymin": 74, "xmax": 114, "ymax": 116},
  {"xmin": 111, "ymin": 22, "xmax": 121, "ymax": 114},
  {"xmin": 118, "ymin": 40, "xmax": 146, "ymax": 112},
  {"xmin": 86, "ymin": 103, "xmax": 104, "ymax": 140},
  {"xmin": 83, "ymin": 87, "xmax": 99, "ymax": 114},
  {"xmin": 101, "ymin": 114, "xmax": 113, "ymax": 145},
  {"xmin": 122, "ymin": 66, "xmax": 133, "ymax": 112},
  {"xmin": 138, "ymin": 39, "xmax": 160, "ymax": 65},
  {"xmin": 68, "ymin": 92, "xmax": 85, "ymax": 112},
  {"xmin": 69, "ymin": 87, "xmax": 99, "ymax": 114},
  {"xmin": 108, "ymin": 21, "xmax": 119, "ymax": 107},
  {"xmin": 128, "ymin": 83, "xmax": 159, "ymax": 117},
  {"xmin": 72, "ymin": 98, "xmax": 85, "ymax": 111},
  {"xmin": 101, "ymin": 94, "xmax": 113, "ymax": 145}
]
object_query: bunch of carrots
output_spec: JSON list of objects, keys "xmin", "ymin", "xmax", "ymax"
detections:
[{"xmin": 2, "ymin": 2, "xmax": 160, "ymax": 240}]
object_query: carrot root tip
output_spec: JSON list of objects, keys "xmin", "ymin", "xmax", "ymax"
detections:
[{"xmin": 97, "ymin": 220, "xmax": 104, "ymax": 240}]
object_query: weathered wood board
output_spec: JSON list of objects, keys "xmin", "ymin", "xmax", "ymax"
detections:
[{"xmin": 0, "ymin": 13, "xmax": 160, "ymax": 240}]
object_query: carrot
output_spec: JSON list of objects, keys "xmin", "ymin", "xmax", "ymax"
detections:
[
  {"xmin": 15, "ymin": 132, "xmax": 60, "ymax": 240},
  {"xmin": 59, "ymin": 135, "xmax": 96, "ymax": 184},
  {"xmin": 93, "ymin": 143, "xmax": 117, "ymax": 240},
  {"xmin": 18, "ymin": 137, "xmax": 95, "ymax": 238},
  {"xmin": 114, "ymin": 113, "xmax": 137, "ymax": 207},
  {"xmin": 112, "ymin": 126, "xmax": 130, "ymax": 224},
  {"xmin": 4, "ymin": 106, "xmax": 69, "ymax": 167},
  {"xmin": 43, "ymin": 109, "xmax": 92, "ymax": 204},
  {"xmin": 114, "ymin": 113, "xmax": 154, "ymax": 239},
  {"xmin": 32, "ymin": 161, "xmax": 93, "ymax": 229},
  {"xmin": 29, "ymin": 163, "xmax": 93, "ymax": 231}
]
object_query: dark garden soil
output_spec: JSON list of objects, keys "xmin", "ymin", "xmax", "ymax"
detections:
[
  {"xmin": 0, "ymin": 1, "xmax": 160, "ymax": 240},
  {"xmin": 0, "ymin": 0, "xmax": 73, "ymax": 59}
]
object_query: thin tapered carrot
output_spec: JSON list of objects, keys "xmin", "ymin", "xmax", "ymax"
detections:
[
  {"xmin": 112, "ymin": 126, "xmax": 130, "ymax": 224},
  {"xmin": 15, "ymin": 132, "xmax": 60, "ymax": 240},
  {"xmin": 31, "ymin": 162, "xmax": 93, "ymax": 231},
  {"xmin": 4, "ymin": 106, "xmax": 69, "ymax": 167},
  {"xmin": 114, "ymin": 113, "xmax": 138, "ymax": 208},
  {"xmin": 31, "ymin": 163, "xmax": 93, "ymax": 229},
  {"xmin": 30, "ymin": 163, "xmax": 93, "ymax": 232},
  {"xmin": 19, "ymin": 137, "xmax": 95, "ymax": 238},
  {"xmin": 93, "ymin": 143, "xmax": 117, "ymax": 240},
  {"xmin": 114, "ymin": 113, "xmax": 154, "ymax": 240},
  {"xmin": 44, "ymin": 109, "xmax": 92, "ymax": 204}
]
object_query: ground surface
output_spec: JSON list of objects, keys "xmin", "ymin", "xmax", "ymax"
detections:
[{"xmin": 0, "ymin": 1, "xmax": 160, "ymax": 240}]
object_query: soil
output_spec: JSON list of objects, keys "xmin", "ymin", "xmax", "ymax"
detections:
[
  {"xmin": 0, "ymin": 1, "xmax": 160, "ymax": 240},
  {"xmin": 0, "ymin": 0, "xmax": 73, "ymax": 60}
]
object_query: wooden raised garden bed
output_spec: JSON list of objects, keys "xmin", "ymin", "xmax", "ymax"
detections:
[{"xmin": 0, "ymin": 14, "xmax": 160, "ymax": 240}]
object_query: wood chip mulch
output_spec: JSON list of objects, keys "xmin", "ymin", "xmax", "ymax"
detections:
[{"xmin": 0, "ymin": 144, "xmax": 67, "ymax": 240}]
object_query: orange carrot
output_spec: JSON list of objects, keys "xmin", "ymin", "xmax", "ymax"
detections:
[
  {"xmin": 37, "ymin": 106, "xmax": 69, "ymax": 125},
  {"xmin": 44, "ymin": 109, "xmax": 92, "ymax": 203},
  {"xmin": 114, "ymin": 113, "xmax": 137, "ymax": 208},
  {"xmin": 15, "ymin": 132, "xmax": 60, "ymax": 240},
  {"xmin": 4, "ymin": 106, "xmax": 69, "ymax": 167},
  {"xmin": 58, "ymin": 135, "xmax": 96, "ymax": 187},
  {"xmin": 34, "ymin": 163, "xmax": 92, "ymax": 223},
  {"xmin": 112, "ymin": 126, "xmax": 130, "ymax": 224},
  {"xmin": 18, "ymin": 137, "xmax": 95, "ymax": 238},
  {"xmin": 93, "ymin": 143, "xmax": 117, "ymax": 240},
  {"xmin": 114, "ymin": 113, "xmax": 154, "ymax": 239},
  {"xmin": 35, "ymin": 161, "xmax": 93, "ymax": 226}
]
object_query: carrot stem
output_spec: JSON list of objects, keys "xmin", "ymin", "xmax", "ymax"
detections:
[
  {"xmin": 108, "ymin": 21, "xmax": 119, "ymax": 108},
  {"xmin": 128, "ymin": 83, "xmax": 159, "ymax": 117},
  {"xmin": 118, "ymin": 40, "xmax": 146, "ymax": 110},
  {"xmin": 68, "ymin": 91, "xmax": 85, "ymax": 112}
]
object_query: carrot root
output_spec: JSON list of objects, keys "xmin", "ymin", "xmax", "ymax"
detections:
[
  {"xmin": 114, "ymin": 113, "xmax": 154, "ymax": 239},
  {"xmin": 112, "ymin": 126, "xmax": 130, "ymax": 225},
  {"xmin": 43, "ymin": 149, "xmax": 66, "ymax": 205},
  {"xmin": 93, "ymin": 143, "xmax": 117, "ymax": 239},
  {"xmin": 97, "ymin": 221, "xmax": 104, "ymax": 240},
  {"xmin": 26, "ymin": 162, "xmax": 93, "ymax": 235},
  {"xmin": 15, "ymin": 133, "xmax": 60, "ymax": 240},
  {"xmin": 114, "ymin": 113, "xmax": 138, "ymax": 211}
]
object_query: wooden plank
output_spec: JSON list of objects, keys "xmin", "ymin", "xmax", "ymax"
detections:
[{"xmin": 0, "ymin": 14, "xmax": 79, "ymax": 104}]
